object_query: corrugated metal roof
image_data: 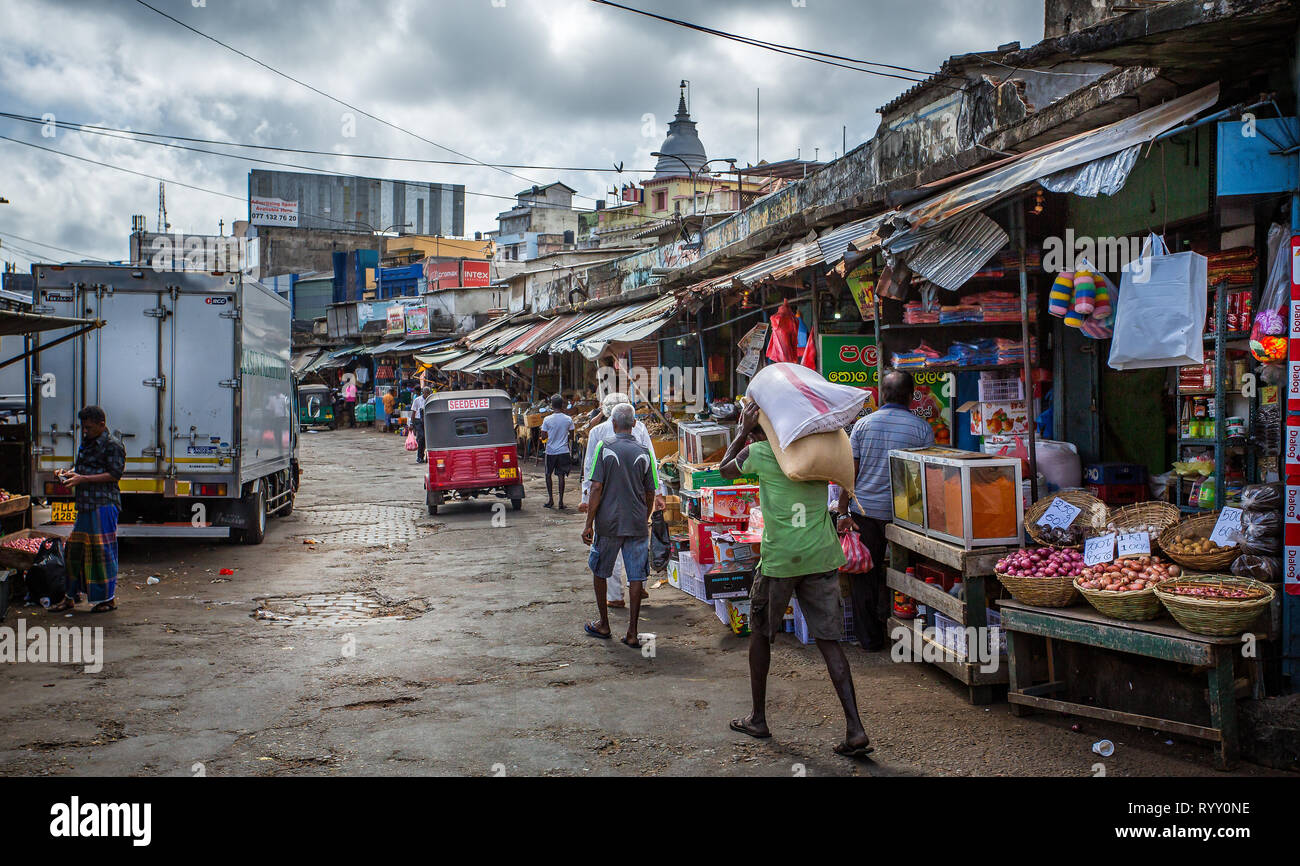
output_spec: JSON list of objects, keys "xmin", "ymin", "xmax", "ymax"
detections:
[
  {"xmin": 478, "ymin": 352, "xmax": 532, "ymax": 372},
  {"xmin": 818, "ymin": 214, "xmax": 888, "ymax": 265},
  {"xmin": 903, "ymin": 212, "xmax": 1010, "ymax": 292},
  {"xmin": 441, "ymin": 351, "xmax": 489, "ymax": 372}
]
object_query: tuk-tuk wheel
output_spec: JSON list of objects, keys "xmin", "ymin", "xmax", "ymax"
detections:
[
  {"xmin": 511, "ymin": 497, "xmax": 522, "ymax": 511},
  {"xmin": 426, "ymin": 490, "xmax": 439, "ymax": 516}
]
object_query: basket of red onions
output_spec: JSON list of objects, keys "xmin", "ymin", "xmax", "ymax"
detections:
[{"xmin": 994, "ymin": 547, "xmax": 1084, "ymax": 608}]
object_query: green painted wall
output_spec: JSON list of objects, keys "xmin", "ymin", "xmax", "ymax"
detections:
[{"xmin": 1068, "ymin": 126, "xmax": 1211, "ymax": 241}]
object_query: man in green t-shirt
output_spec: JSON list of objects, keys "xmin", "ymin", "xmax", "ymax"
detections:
[{"xmin": 719, "ymin": 399, "xmax": 872, "ymax": 759}]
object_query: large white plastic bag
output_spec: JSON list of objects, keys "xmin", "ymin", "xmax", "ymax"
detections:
[
  {"xmin": 1107, "ymin": 234, "xmax": 1207, "ymax": 370},
  {"xmin": 746, "ymin": 362, "xmax": 866, "ymax": 449}
]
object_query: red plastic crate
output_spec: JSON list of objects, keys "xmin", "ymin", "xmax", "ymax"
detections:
[{"xmin": 1086, "ymin": 482, "xmax": 1148, "ymax": 507}]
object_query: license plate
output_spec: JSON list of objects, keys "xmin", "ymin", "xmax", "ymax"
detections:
[
  {"xmin": 51, "ymin": 501, "xmax": 77, "ymax": 524},
  {"xmin": 499, "ymin": 468, "xmax": 518, "ymax": 479}
]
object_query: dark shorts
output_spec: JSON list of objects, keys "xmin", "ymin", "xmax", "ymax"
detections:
[
  {"xmin": 589, "ymin": 534, "xmax": 649, "ymax": 582},
  {"xmin": 750, "ymin": 568, "xmax": 843, "ymax": 642},
  {"xmin": 545, "ymin": 452, "xmax": 572, "ymax": 476}
]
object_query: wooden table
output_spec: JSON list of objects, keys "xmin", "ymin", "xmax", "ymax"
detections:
[
  {"xmin": 998, "ymin": 599, "xmax": 1244, "ymax": 769},
  {"xmin": 885, "ymin": 524, "xmax": 1016, "ymax": 704}
]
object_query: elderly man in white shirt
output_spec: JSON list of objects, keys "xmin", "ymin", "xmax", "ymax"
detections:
[{"xmin": 580, "ymin": 392, "xmax": 665, "ymax": 607}]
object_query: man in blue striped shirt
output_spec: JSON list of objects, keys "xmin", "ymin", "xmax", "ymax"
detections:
[{"xmin": 836, "ymin": 371, "xmax": 934, "ymax": 650}]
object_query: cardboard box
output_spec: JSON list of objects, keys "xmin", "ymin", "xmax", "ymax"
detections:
[
  {"xmin": 724, "ymin": 599, "xmax": 752, "ymax": 636},
  {"xmin": 703, "ymin": 560, "xmax": 756, "ymax": 599},
  {"xmin": 700, "ymin": 485, "xmax": 760, "ymax": 522},
  {"xmin": 967, "ymin": 400, "xmax": 1030, "ymax": 436},
  {"xmin": 710, "ymin": 532, "xmax": 756, "ymax": 564},
  {"xmin": 680, "ymin": 462, "xmax": 758, "ymax": 492}
]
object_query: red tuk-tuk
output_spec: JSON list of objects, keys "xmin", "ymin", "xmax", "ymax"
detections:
[{"xmin": 423, "ymin": 389, "xmax": 524, "ymax": 515}]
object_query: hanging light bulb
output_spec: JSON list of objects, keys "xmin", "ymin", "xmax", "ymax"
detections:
[{"xmin": 1032, "ymin": 188, "xmax": 1045, "ymax": 216}]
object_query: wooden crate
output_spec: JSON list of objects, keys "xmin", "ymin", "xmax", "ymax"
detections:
[
  {"xmin": 0, "ymin": 527, "xmax": 62, "ymax": 570},
  {"xmin": 0, "ymin": 494, "xmax": 31, "ymax": 519}
]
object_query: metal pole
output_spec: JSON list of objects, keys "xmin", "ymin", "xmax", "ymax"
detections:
[{"xmin": 1015, "ymin": 197, "xmax": 1039, "ymax": 502}]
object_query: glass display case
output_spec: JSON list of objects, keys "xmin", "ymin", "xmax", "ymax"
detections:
[
  {"xmin": 678, "ymin": 422, "xmax": 733, "ymax": 465},
  {"xmin": 888, "ymin": 447, "xmax": 1023, "ymax": 548}
]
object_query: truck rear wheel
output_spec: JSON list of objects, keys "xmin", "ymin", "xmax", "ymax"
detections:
[{"xmin": 238, "ymin": 483, "xmax": 267, "ymax": 545}]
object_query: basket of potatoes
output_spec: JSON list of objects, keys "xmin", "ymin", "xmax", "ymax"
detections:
[
  {"xmin": 1074, "ymin": 555, "xmax": 1180, "ymax": 621},
  {"xmin": 1157, "ymin": 512, "xmax": 1239, "ymax": 572}
]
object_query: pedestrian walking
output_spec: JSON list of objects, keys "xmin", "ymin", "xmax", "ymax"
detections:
[
  {"xmin": 51, "ymin": 405, "xmax": 125, "ymax": 613},
  {"xmin": 720, "ymin": 399, "xmax": 872, "ymax": 759},
  {"xmin": 581, "ymin": 404, "xmax": 656, "ymax": 648},
  {"xmin": 540, "ymin": 394, "xmax": 574, "ymax": 510},
  {"xmin": 580, "ymin": 392, "xmax": 665, "ymax": 608},
  {"xmin": 836, "ymin": 370, "xmax": 934, "ymax": 651},
  {"xmin": 342, "ymin": 376, "xmax": 358, "ymax": 428},
  {"xmin": 411, "ymin": 387, "xmax": 431, "ymax": 463}
]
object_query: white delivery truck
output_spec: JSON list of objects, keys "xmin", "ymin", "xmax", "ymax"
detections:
[{"xmin": 29, "ymin": 264, "xmax": 297, "ymax": 543}]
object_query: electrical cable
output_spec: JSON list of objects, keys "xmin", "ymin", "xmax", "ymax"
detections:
[
  {"xmin": 587, "ymin": 0, "xmax": 934, "ymax": 82},
  {"xmin": 131, "ymin": 0, "xmax": 604, "ymax": 201},
  {"xmin": 0, "ymin": 112, "xmax": 658, "ymax": 175}
]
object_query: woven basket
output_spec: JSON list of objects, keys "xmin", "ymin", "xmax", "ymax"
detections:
[
  {"xmin": 1153, "ymin": 575, "xmax": 1275, "ymax": 636},
  {"xmin": 1157, "ymin": 512, "xmax": 1239, "ymax": 571},
  {"xmin": 995, "ymin": 571, "xmax": 1080, "ymax": 608},
  {"xmin": 1106, "ymin": 501, "xmax": 1181, "ymax": 538},
  {"xmin": 1074, "ymin": 577, "xmax": 1165, "ymax": 621},
  {"xmin": 0, "ymin": 528, "xmax": 61, "ymax": 570},
  {"xmin": 1025, "ymin": 490, "xmax": 1108, "ymax": 549}
]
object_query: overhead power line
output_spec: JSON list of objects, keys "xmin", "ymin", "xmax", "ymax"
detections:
[
  {"xmin": 0, "ymin": 229, "xmax": 101, "ymax": 260},
  {"xmin": 130, "ymin": 0, "xmax": 607, "ymax": 202},
  {"xmin": 0, "ymin": 113, "xmax": 656, "ymax": 175},
  {"xmin": 0, "ymin": 133, "xmax": 599, "ymax": 213},
  {"xmin": 587, "ymin": 0, "xmax": 935, "ymax": 83}
]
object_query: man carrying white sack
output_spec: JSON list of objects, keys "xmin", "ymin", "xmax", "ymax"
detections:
[
  {"xmin": 580, "ymin": 392, "xmax": 665, "ymax": 608},
  {"xmin": 720, "ymin": 398, "xmax": 872, "ymax": 760}
]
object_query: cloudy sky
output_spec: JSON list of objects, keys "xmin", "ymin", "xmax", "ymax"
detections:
[{"xmin": 0, "ymin": 0, "xmax": 1045, "ymax": 267}]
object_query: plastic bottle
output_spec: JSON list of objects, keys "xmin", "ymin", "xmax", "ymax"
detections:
[
  {"xmin": 949, "ymin": 575, "xmax": 965, "ymax": 601},
  {"xmin": 922, "ymin": 576, "xmax": 940, "ymax": 628},
  {"xmin": 910, "ymin": 567, "xmax": 927, "ymax": 624}
]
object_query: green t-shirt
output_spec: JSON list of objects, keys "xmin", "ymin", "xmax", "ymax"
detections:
[{"xmin": 740, "ymin": 440, "xmax": 846, "ymax": 578}]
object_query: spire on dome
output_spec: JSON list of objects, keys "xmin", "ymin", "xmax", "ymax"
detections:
[{"xmin": 654, "ymin": 80, "xmax": 708, "ymax": 179}]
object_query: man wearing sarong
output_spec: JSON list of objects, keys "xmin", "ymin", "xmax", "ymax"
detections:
[{"xmin": 52, "ymin": 405, "xmax": 125, "ymax": 613}]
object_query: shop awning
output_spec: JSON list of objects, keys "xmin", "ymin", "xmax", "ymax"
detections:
[
  {"xmin": 360, "ymin": 339, "xmax": 408, "ymax": 355},
  {"xmin": 0, "ymin": 309, "xmax": 106, "ymax": 370},
  {"xmin": 477, "ymin": 353, "xmax": 532, "ymax": 372},
  {"xmin": 1, "ymin": 309, "xmax": 101, "ymax": 337},
  {"xmin": 291, "ymin": 349, "xmax": 322, "ymax": 374},
  {"xmin": 395, "ymin": 337, "xmax": 450, "ymax": 352},
  {"xmin": 571, "ymin": 294, "xmax": 681, "ymax": 359},
  {"xmin": 415, "ymin": 347, "xmax": 467, "ymax": 365},
  {"xmin": 307, "ymin": 345, "xmax": 364, "ymax": 371},
  {"xmin": 441, "ymin": 351, "xmax": 490, "ymax": 372},
  {"xmin": 846, "ymin": 82, "xmax": 1220, "ymax": 259},
  {"xmin": 466, "ymin": 321, "xmax": 535, "ymax": 353}
]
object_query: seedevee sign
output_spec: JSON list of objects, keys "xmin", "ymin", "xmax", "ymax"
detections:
[{"xmin": 446, "ymin": 398, "xmax": 489, "ymax": 410}]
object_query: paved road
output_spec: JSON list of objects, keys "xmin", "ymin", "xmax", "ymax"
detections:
[{"xmin": 0, "ymin": 428, "xmax": 1283, "ymax": 776}]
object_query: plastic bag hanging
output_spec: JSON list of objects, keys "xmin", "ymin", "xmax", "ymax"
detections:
[
  {"xmin": 766, "ymin": 300, "xmax": 799, "ymax": 363},
  {"xmin": 800, "ymin": 329, "xmax": 818, "ymax": 370}
]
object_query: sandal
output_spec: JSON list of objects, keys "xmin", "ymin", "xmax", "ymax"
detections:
[
  {"xmin": 47, "ymin": 598, "xmax": 75, "ymax": 612},
  {"xmin": 620, "ymin": 636, "xmax": 641, "ymax": 649},
  {"xmin": 91, "ymin": 600, "xmax": 118, "ymax": 613},
  {"xmin": 729, "ymin": 717, "xmax": 772, "ymax": 739},
  {"xmin": 584, "ymin": 621, "xmax": 611, "ymax": 639},
  {"xmin": 833, "ymin": 739, "xmax": 874, "ymax": 759}
]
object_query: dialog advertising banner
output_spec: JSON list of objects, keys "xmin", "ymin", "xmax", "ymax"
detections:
[{"xmin": 818, "ymin": 334, "xmax": 952, "ymax": 443}]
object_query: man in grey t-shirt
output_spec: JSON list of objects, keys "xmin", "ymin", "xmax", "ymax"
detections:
[{"xmin": 582, "ymin": 404, "xmax": 656, "ymax": 648}]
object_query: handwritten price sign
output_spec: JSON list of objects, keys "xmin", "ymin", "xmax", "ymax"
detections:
[
  {"xmin": 1116, "ymin": 532, "xmax": 1151, "ymax": 558},
  {"xmin": 1036, "ymin": 497, "xmax": 1081, "ymax": 530},
  {"xmin": 1209, "ymin": 507, "xmax": 1244, "ymax": 548},
  {"xmin": 1083, "ymin": 533, "xmax": 1116, "ymax": 567}
]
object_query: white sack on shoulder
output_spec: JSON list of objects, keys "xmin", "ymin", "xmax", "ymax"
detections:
[{"xmin": 746, "ymin": 362, "xmax": 867, "ymax": 449}]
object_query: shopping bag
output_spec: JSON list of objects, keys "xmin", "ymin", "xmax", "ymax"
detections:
[
  {"xmin": 839, "ymin": 530, "xmax": 872, "ymax": 574},
  {"xmin": 1108, "ymin": 234, "xmax": 1207, "ymax": 370},
  {"xmin": 650, "ymin": 511, "xmax": 670, "ymax": 573},
  {"xmin": 404, "ymin": 430, "xmax": 418, "ymax": 451}
]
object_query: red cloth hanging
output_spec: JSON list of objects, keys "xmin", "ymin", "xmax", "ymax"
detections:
[
  {"xmin": 766, "ymin": 300, "xmax": 798, "ymax": 363},
  {"xmin": 800, "ymin": 329, "xmax": 818, "ymax": 370}
]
